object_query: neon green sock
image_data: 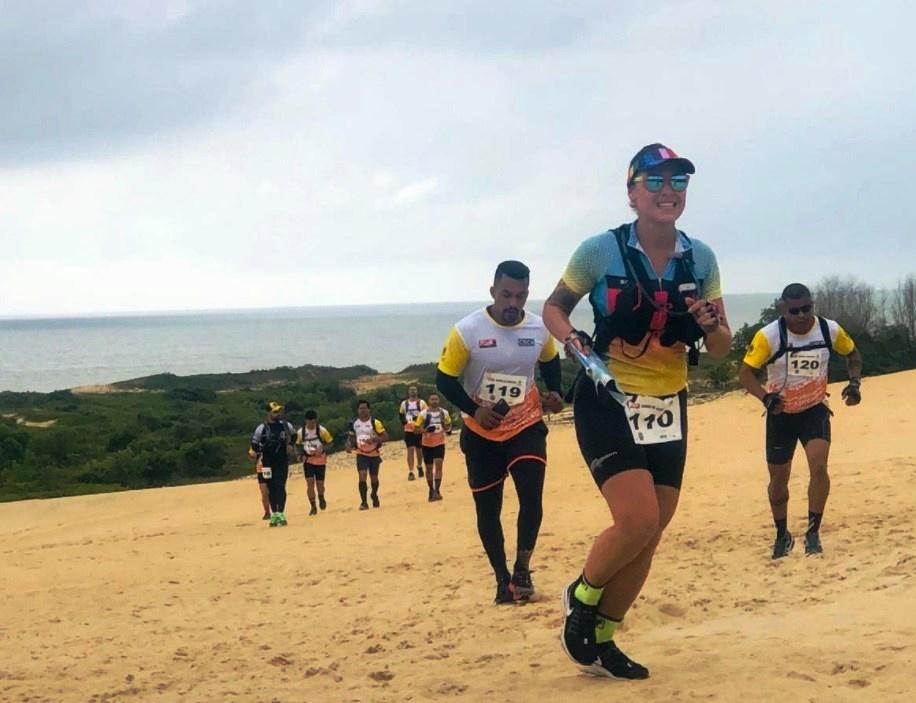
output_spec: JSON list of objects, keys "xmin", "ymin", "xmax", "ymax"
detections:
[
  {"xmin": 595, "ymin": 614, "xmax": 621, "ymax": 644},
  {"xmin": 573, "ymin": 576, "xmax": 604, "ymax": 606}
]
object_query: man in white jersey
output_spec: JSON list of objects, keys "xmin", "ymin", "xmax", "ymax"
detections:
[
  {"xmin": 436, "ymin": 260, "xmax": 564, "ymax": 603},
  {"xmin": 346, "ymin": 399, "xmax": 389, "ymax": 510},
  {"xmin": 295, "ymin": 409, "xmax": 334, "ymax": 515},
  {"xmin": 399, "ymin": 386, "xmax": 428, "ymax": 481},
  {"xmin": 739, "ymin": 283, "xmax": 863, "ymax": 558}
]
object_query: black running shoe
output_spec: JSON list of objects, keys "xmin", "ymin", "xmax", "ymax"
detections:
[
  {"xmin": 371, "ymin": 495, "xmax": 380, "ymax": 508},
  {"xmin": 428, "ymin": 488, "xmax": 435, "ymax": 502},
  {"xmin": 262, "ymin": 511, "xmax": 271, "ymax": 520},
  {"xmin": 408, "ymin": 471, "xmax": 416, "ymax": 481},
  {"xmin": 309, "ymin": 505, "xmax": 318, "ymax": 516},
  {"xmin": 359, "ymin": 502, "xmax": 369, "ymax": 511},
  {"xmin": 561, "ymin": 579, "xmax": 599, "ymax": 667},
  {"xmin": 417, "ymin": 466, "xmax": 424, "ymax": 478},
  {"xmin": 804, "ymin": 531, "xmax": 823, "ymax": 556},
  {"xmin": 318, "ymin": 495, "xmax": 327, "ymax": 510},
  {"xmin": 510, "ymin": 566, "xmax": 535, "ymax": 601},
  {"xmin": 772, "ymin": 530, "xmax": 795, "ymax": 559},
  {"xmin": 494, "ymin": 579, "xmax": 514, "ymax": 604},
  {"xmin": 581, "ymin": 641, "xmax": 649, "ymax": 680}
]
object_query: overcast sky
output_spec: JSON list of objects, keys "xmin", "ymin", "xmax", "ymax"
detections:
[{"xmin": 1, "ymin": 0, "xmax": 913, "ymax": 316}]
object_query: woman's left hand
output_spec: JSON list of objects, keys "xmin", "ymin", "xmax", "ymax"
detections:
[{"xmin": 685, "ymin": 297, "xmax": 719, "ymax": 334}]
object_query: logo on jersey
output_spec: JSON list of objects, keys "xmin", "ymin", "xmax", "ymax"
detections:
[
  {"xmin": 478, "ymin": 338, "xmax": 497, "ymax": 348},
  {"xmin": 518, "ymin": 338, "xmax": 535, "ymax": 347}
]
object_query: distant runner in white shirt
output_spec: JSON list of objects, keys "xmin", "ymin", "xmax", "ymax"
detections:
[{"xmin": 399, "ymin": 386, "xmax": 428, "ymax": 481}]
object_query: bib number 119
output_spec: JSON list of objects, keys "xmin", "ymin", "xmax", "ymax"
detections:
[{"xmin": 485, "ymin": 383, "xmax": 522, "ymax": 400}]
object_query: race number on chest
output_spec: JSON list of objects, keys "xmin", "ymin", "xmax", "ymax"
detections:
[
  {"xmin": 625, "ymin": 394, "xmax": 682, "ymax": 445},
  {"xmin": 478, "ymin": 372, "xmax": 527, "ymax": 406},
  {"xmin": 787, "ymin": 350, "xmax": 823, "ymax": 378}
]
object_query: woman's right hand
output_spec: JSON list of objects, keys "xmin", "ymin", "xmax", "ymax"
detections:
[{"xmin": 563, "ymin": 329, "xmax": 592, "ymax": 358}]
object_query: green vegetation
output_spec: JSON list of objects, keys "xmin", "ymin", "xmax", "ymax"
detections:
[
  {"xmin": 0, "ymin": 369, "xmax": 456, "ymax": 503},
  {"xmin": 4, "ymin": 274, "xmax": 914, "ymax": 502}
]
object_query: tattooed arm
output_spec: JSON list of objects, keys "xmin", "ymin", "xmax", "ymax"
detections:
[{"xmin": 542, "ymin": 280, "xmax": 586, "ymax": 347}]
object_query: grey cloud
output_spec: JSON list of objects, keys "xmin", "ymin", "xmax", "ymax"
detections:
[
  {"xmin": 309, "ymin": 0, "xmax": 612, "ymax": 52},
  {"xmin": 0, "ymin": 1, "xmax": 330, "ymax": 164}
]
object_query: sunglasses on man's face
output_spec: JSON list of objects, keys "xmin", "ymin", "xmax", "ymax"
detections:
[
  {"xmin": 631, "ymin": 174, "xmax": 690, "ymax": 193},
  {"xmin": 787, "ymin": 304, "xmax": 813, "ymax": 315}
]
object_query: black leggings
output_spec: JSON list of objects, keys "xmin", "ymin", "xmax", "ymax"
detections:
[
  {"xmin": 472, "ymin": 459, "xmax": 545, "ymax": 582},
  {"xmin": 266, "ymin": 464, "xmax": 289, "ymax": 512}
]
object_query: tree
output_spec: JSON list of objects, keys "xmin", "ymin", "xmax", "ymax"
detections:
[
  {"xmin": 891, "ymin": 274, "xmax": 916, "ymax": 341},
  {"xmin": 813, "ymin": 276, "xmax": 882, "ymax": 335}
]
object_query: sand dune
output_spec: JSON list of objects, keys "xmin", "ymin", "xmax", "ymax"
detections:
[{"xmin": 2, "ymin": 372, "xmax": 914, "ymax": 702}]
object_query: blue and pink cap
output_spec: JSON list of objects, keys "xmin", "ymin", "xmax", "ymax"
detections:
[{"xmin": 627, "ymin": 143, "xmax": 695, "ymax": 186}]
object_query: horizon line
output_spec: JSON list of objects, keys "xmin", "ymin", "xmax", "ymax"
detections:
[{"xmin": 0, "ymin": 292, "xmax": 781, "ymax": 322}]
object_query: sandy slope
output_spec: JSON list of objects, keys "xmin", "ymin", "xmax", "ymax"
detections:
[{"xmin": 1, "ymin": 373, "xmax": 914, "ymax": 702}]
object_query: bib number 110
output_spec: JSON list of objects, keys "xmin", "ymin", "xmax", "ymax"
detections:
[{"xmin": 628, "ymin": 409, "xmax": 674, "ymax": 432}]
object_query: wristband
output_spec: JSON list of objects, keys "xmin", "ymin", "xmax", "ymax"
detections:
[
  {"xmin": 761, "ymin": 392, "xmax": 782, "ymax": 413},
  {"xmin": 564, "ymin": 329, "xmax": 591, "ymax": 346}
]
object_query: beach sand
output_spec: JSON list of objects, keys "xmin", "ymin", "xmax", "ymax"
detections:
[{"xmin": 1, "ymin": 372, "xmax": 914, "ymax": 702}]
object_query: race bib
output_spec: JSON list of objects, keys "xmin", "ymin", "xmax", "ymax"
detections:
[
  {"xmin": 261, "ymin": 466, "xmax": 273, "ymax": 479},
  {"xmin": 479, "ymin": 372, "xmax": 528, "ymax": 407},
  {"xmin": 427, "ymin": 423, "xmax": 442, "ymax": 433},
  {"xmin": 625, "ymin": 395, "xmax": 682, "ymax": 445},
  {"xmin": 787, "ymin": 351, "xmax": 823, "ymax": 378},
  {"xmin": 357, "ymin": 434, "xmax": 375, "ymax": 451},
  {"xmin": 304, "ymin": 439, "xmax": 321, "ymax": 456}
]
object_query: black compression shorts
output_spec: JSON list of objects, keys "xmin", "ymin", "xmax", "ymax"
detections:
[
  {"xmin": 573, "ymin": 374, "xmax": 688, "ymax": 490},
  {"xmin": 766, "ymin": 403, "xmax": 831, "ymax": 464},
  {"xmin": 356, "ymin": 455, "xmax": 382, "ymax": 475},
  {"xmin": 422, "ymin": 444, "xmax": 446, "ymax": 465},
  {"xmin": 459, "ymin": 421, "xmax": 547, "ymax": 492},
  {"xmin": 404, "ymin": 432, "xmax": 422, "ymax": 448},
  {"xmin": 303, "ymin": 463, "xmax": 327, "ymax": 481}
]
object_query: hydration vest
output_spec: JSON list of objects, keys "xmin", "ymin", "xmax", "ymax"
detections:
[
  {"xmin": 261, "ymin": 421, "xmax": 290, "ymax": 458},
  {"xmin": 764, "ymin": 317, "xmax": 833, "ymax": 366},
  {"xmin": 590, "ymin": 225, "xmax": 706, "ymax": 363}
]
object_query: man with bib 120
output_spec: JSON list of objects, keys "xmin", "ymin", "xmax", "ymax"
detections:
[
  {"xmin": 739, "ymin": 283, "xmax": 862, "ymax": 559},
  {"xmin": 436, "ymin": 260, "xmax": 564, "ymax": 604}
]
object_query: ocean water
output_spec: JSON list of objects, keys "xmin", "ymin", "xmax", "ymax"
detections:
[{"xmin": 0, "ymin": 295, "xmax": 775, "ymax": 393}]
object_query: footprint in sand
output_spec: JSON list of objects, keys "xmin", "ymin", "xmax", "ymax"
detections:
[{"xmin": 657, "ymin": 602, "xmax": 687, "ymax": 617}]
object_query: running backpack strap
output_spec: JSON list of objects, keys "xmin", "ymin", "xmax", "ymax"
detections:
[
  {"xmin": 605, "ymin": 225, "xmax": 632, "ymax": 315},
  {"xmin": 818, "ymin": 317, "xmax": 833, "ymax": 354},
  {"xmin": 764, "ymin": 317, "xmax": 790, "ymax": 366},
  {"xmin": 592, "ymin": 226, "xmax": 631, "ymax": 350}
]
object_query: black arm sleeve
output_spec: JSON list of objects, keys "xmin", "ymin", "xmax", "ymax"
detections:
[
  {"xmin": 436, "ymin": 369, "xmax": 479, "ymax": 417},
  {"xmin": 538, "ymin": 354, "xmax": 562, "ymax": 394}
]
